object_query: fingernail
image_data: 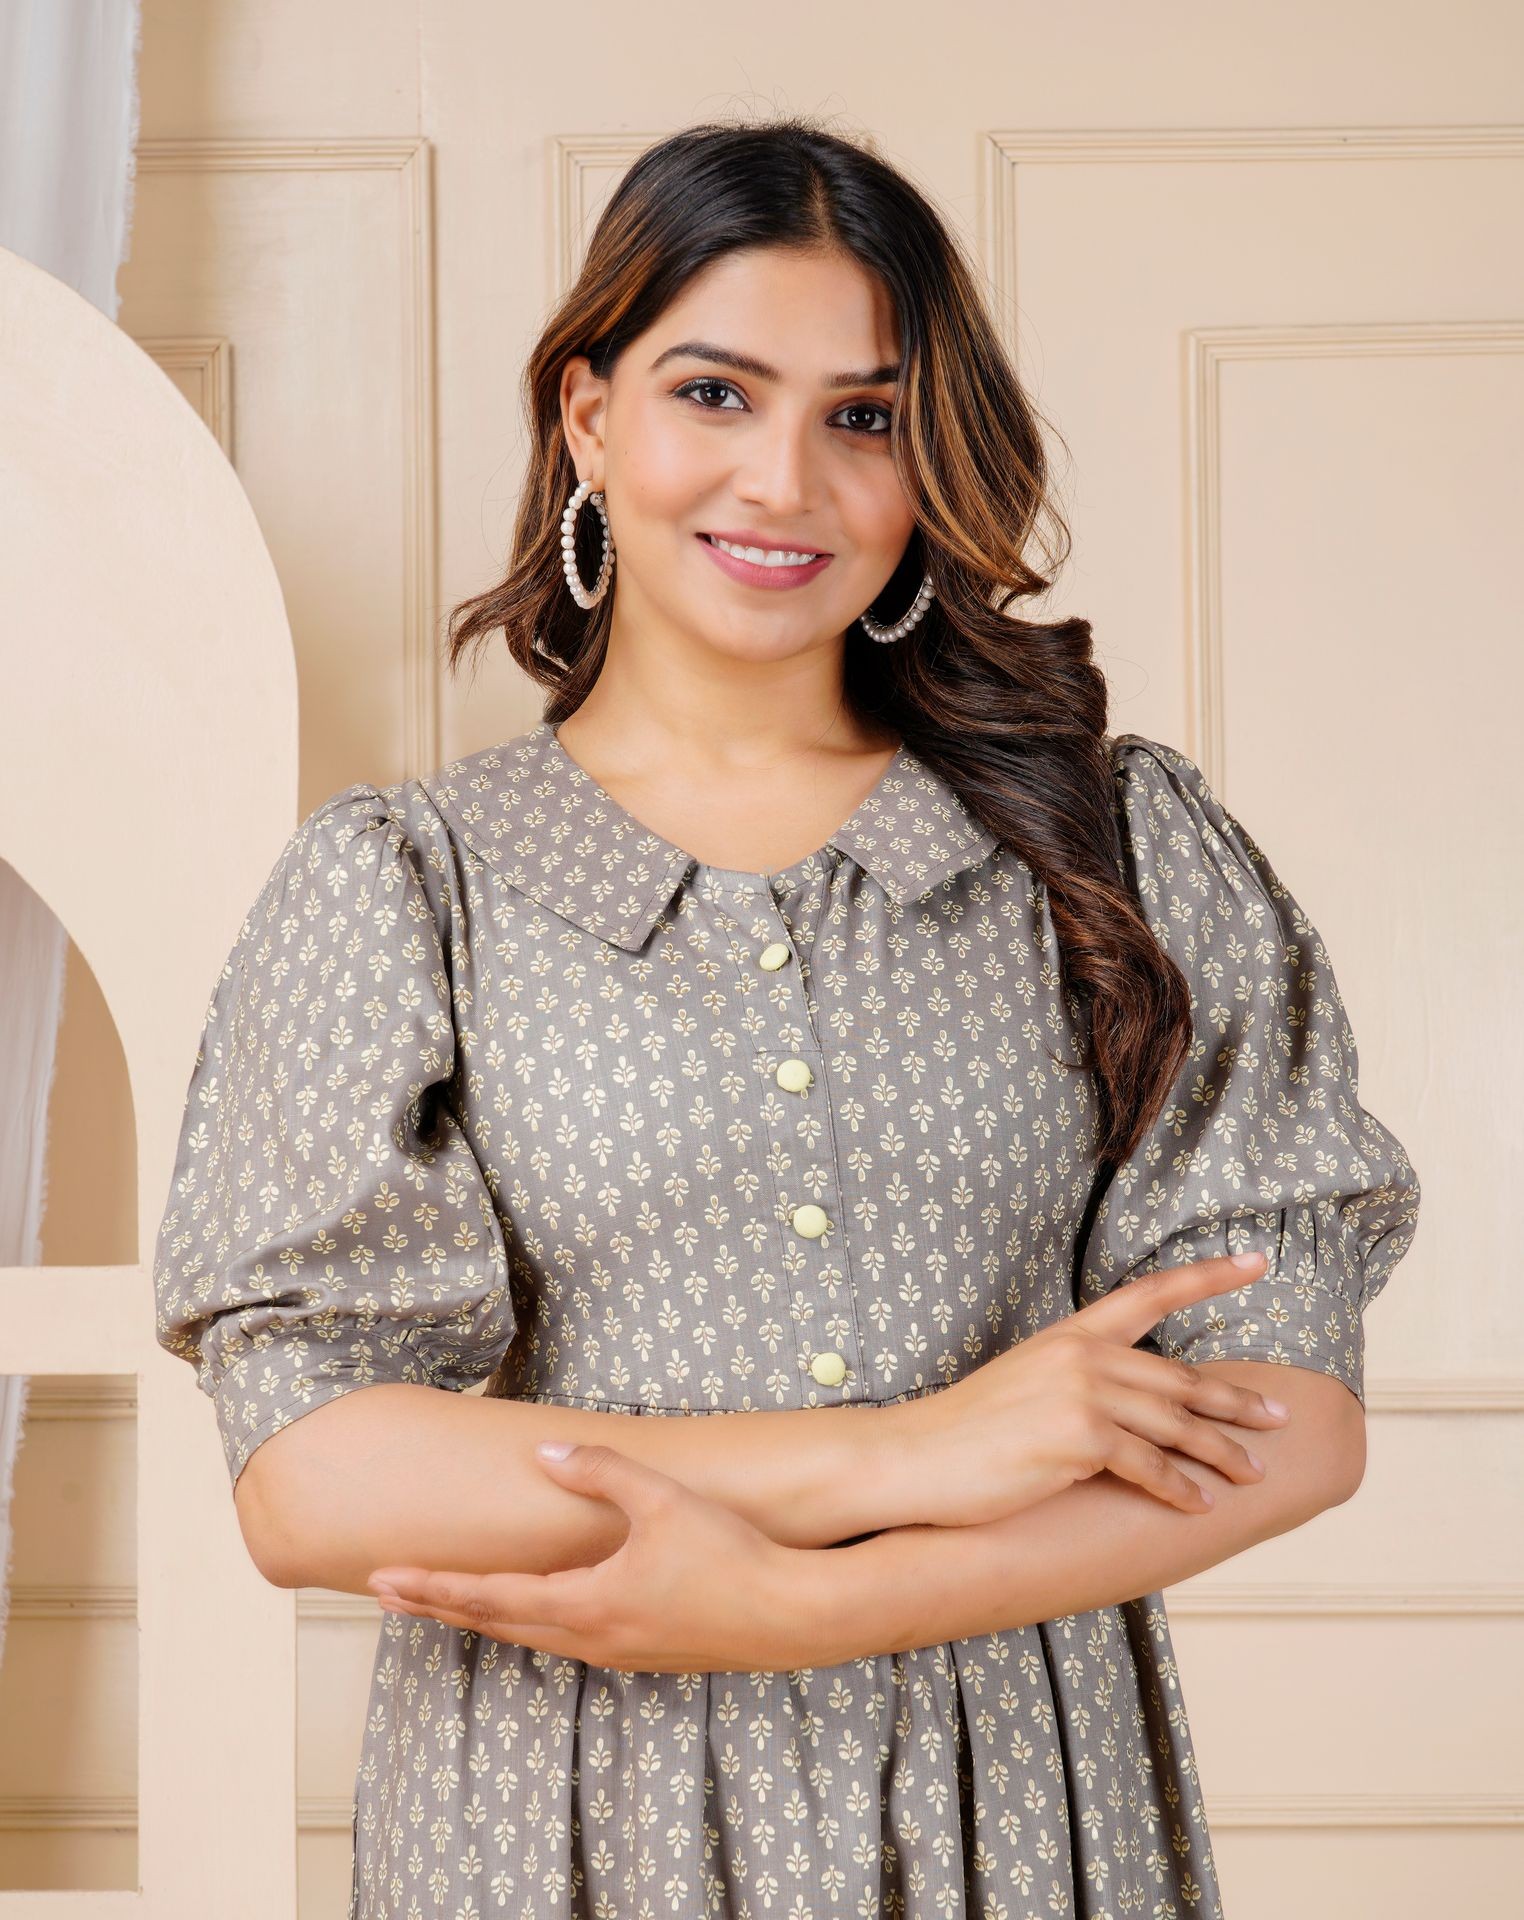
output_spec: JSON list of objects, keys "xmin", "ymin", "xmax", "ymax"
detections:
[
  {"xmin": 1199, "ymin": 1486, "xmax": 1215, "ymax": 1506},
  {"xmin": 1246, "ymin": 1452, "xmax": 1264, "ymax": 1472},
  {"xmin": 1230, "ymin": 1251, "xmax": 1264, "ymax": 1269},
  {"xmin": 371, "ymin": 1583, "xmax": 399, "ymax": 1603},
  {"xmin": 1263, "ymin": 1398, "xmax": 1289, "ymax": 1418},
  {"xmin": 536, "ymin": 1440, "xmax": 575, "ymax": 1460}
]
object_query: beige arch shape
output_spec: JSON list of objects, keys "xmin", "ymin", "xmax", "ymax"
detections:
[{"xmin": 0, "ymin": 240, "xmax": 305, "ymax": 1917}]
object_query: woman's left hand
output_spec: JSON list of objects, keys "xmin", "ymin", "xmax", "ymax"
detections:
[{"xmin": 365, "ymin": 1440, "xmax": 848, "ymax": 1673}]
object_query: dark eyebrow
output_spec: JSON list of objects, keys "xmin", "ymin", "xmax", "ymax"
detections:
[{"xmin": 648, "ymin": 339, "xmax": 900, "ymax": 390}]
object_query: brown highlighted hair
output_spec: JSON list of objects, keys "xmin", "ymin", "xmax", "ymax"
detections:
[{"xmin": 444, "ymin": 115, "xmax": 1191, "ymax": 1173}]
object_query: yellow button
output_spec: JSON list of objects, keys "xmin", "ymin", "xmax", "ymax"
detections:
[
  {"xmin": 758, "ymin": 941, "xmax": 791, "ymax": 971},
  {"xmin": 790, "ymin": 1203, "xmax": 829, "ymax": 1238},
  {"xmin": 776, "ymin": 1057, "xmax": 813, "ymax": 1093},
  {"xmin": 809, "ymin": 1351, "xmax": 847, "ymax": 1387}
]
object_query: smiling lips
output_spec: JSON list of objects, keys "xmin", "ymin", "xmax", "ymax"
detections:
[{"xmin": 698, "ymin": 531, "xmax": 833, "ymax": 589}]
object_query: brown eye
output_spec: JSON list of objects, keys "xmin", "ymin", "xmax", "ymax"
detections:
[
  {"xmin": 833, "ymin": 402, "xmax": 892, "ymax": 436},
  {"xmin": 674, "ymin": 378, "xmax": 745, "ymax": 411}
]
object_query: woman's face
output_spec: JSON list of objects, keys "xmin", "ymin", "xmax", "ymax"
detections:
[{"xmin": 560, "ymin": 245, "xmax": 914, "ymax": 663}]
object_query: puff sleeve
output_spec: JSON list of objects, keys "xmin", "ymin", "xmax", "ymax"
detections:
[
  {"xmin": 1074, "ymin": 734, "xmax": 1421, "ymax": 1408},
  {"xmin": 151, "ymin": 784, "xmax": 518, "ymax": 1490}
]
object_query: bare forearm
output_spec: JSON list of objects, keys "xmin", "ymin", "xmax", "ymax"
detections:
[
  {"xmin": 800, "ymin": 1363, "xmax": 1364, "ymax": 1661},
  {"xmin": 806, "ymin": 1463, "xmax": 1313, "ymax": 1658},
  {"xmin": 244, "ymin": 1384, "xmax": 887, "ymax": 1594}
]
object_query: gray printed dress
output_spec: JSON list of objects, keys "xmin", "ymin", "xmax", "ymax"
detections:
[{"xmin": 151, "ymin": 719, "xmax": 1421, "ymax": 1920}]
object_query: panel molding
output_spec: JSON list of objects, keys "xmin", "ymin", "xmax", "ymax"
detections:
[
  {"xmin": 549, "ymin": 133, "xmax": 652, "ymax": 292},
  {"xmin": 1167, "ymin": 1581, "xmax": 1524, "ymax": 1618},
  {"xmin": 18, "ymin": 1376, "xmax": 136, "ymax": 1419},
  {"xmin": 977, "ymin": 123, "xmax": 1524, "ymax": 779},
  {"xmin": 19, "ymin": 1367, "xmax": 1520, "ymax": 1413},
  {"xmin": 0, "ymin": 1789, "xmax": 1514, "ymax": 1836},
  {"xmin": 12, "ymin": 1576, "xmax": 1521, "ymax": 1622},
  {"xmin": 987, "ymin": 125, "xmax": 1524, "ymax": 166},
  {"xmin": 0, "ymin": 1798, "xmax": 136, "ymax": 1835},
  {"xmin": 136, "ymin": 336, "xmax": 233, "ymax": 456},
  {"xmin": 980, "ymin": 125, "xmax": 1524, "ymax": 346},
  {"xmin": 1367, "ymin": 1374, "xmax": 1524, "ymax": 1413},
  {"xmin": 1186, "ymin": 320, "xmax": 1524, "ymax": 780},
  {"xmin": 131, "ymin": 136, "xmax": 439, "ymax": 776},
  {"xmin": 1206, "ymin": 1792, "xmax": 1524, "ymax": 1831}
]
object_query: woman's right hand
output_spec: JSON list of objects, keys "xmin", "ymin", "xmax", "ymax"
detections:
[{"xmin": 876, "ymin": 1251, "xmax": 1291, "ymax": 1529}]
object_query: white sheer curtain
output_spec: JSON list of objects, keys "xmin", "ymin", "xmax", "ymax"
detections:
[{"xmin": 0, "ymin": 0, "xmax": 142, "ymax": 1669}]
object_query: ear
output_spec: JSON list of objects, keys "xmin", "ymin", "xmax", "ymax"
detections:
[{"xmin": 559, "ymin": 354, "xmax": 609, "ymax": 486}]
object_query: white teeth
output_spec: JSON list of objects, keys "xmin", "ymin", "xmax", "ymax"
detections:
[{"xmin": 706, "ymin": 535, "xmax": 822, "ymax": 567}]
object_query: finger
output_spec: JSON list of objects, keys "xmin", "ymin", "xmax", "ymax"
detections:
[
  {"xmin": 533, "ymin": 1439, "xmax": 689, "ymax": 1517},
  {"xmin": 1106, "ymin": 1346, "xmax": 1292, "ymax": 1427},
  {"xmin": 1075, "ymin": 1250, "xmax": 1268, "ymax": 1345},
  {"xmin": 1103, "ymin": 1429, "xmax": 1218, "ymax": 1513},
  {"xmin": 378, "ymin": 1594, "xmax": 599, "ymax": 1660},
  {"xmin": 1100, "ymin": 1384, "xmax": 1266, "ymax": 1485},
  {"xmin": 368, "ymin": 1562, "xmax": 600, "ymax": 1636}
]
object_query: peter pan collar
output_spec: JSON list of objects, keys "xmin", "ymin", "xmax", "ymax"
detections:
[{"xmin": 421, "ymin": 720, "xmax": 998, "ymax": 952}]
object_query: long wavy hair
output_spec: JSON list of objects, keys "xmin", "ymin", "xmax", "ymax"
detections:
[{"xmin": 444, "ymin": 115, "xmax": 1191, "ymax": 1172}]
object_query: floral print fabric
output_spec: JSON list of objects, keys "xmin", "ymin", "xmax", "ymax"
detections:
[{"xmin": 152, "ymin": 720, "xmax": 1421, "ymax": 1919}]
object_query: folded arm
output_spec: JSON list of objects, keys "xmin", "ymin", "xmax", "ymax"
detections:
[
  {"xmin": 239, "ymin": 1383, "xmax": 896, "ymax": 1593},
  {"xmin": 242, "ymin": 1355, "xmax": 1357, "ymax": 1611},
  {"xmin": 795, "ymin": 1360, "xmax": 1366, "ymax": 1662}
]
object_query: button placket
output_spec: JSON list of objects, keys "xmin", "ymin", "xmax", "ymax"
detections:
[{"xmin": 708, "ymin": 861, "xmax": 862, "ymax": 1404}]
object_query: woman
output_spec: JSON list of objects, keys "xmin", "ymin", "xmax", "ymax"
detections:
[{"xmin": 152, "ymin": 118, "xmax": 1421, "ymax": 1919}]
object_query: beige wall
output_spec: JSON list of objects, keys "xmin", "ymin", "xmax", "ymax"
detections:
[{"xmin": 6, "ymin": 0, "xmax": 1518, "ymax": 1912}]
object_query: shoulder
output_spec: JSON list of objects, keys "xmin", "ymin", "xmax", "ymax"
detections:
[
  {"xmin": 279, "ymin": 771, "xmax": 468, "ymax": 873},
  {"xmin": 245, "ymin": 781, "xmax": 404, "ymax": 909},
  {"xmin": 1107, "ymin": 730, "xmax": 1212, "ymax": 811},
  {"xmin": 233, "ymin": 774, "xmax": 464, "ymax": 962},
  {"xmin": 1106, "ymin": 730, "xmax": 1243, "ymax": 854},
  {"xmin": 1103, "ymin": 731, "xmax": 1283, "ymax": 937},
  {"xmin": 413, "ymin": 726, "xmax": 548, "ymax": 869}
]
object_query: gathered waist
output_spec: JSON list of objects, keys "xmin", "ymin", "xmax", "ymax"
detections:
[{"xmin": 484, "ymin": 1381, "xmax": 950, "ymax": 1417}]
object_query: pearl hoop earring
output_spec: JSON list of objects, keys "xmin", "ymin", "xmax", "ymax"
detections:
[
  {"xmin": 561, "ymin": 478, "xmax": 615, "ymax": 609},
  {"xmin": 858, "ymin": 567, "xmax": 935, "ymax": 644}
]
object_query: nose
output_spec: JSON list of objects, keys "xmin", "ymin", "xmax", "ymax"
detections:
[{"xmin": 733, "ymin": 411, "xmax": 815, "ymax": 516}]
